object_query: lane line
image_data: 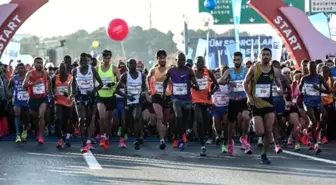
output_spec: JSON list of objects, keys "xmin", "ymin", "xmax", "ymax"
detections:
[
  {"xmin": 283, "ymin": 150, "xmax": 336, "ymax": 165},
  {"xmin": 83, "ymin": 151, "xmax": 103, "ymax": 169}
]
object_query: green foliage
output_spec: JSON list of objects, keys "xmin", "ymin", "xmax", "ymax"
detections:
[{"xmin": 19, "ymin": 27, "xmax": 250, "ymax": 66}]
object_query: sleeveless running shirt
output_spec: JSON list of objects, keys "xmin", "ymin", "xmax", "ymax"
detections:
[
  {"xmin": 321, "ymin": 77, "xmax": 333, "ymax": 105},
  {"xmin": 13, "ymin": 75, "xmax": 29, "ymax": 106},
  {"xmin": 170, "ymin": 66, "xmax": 191, "ymax": 101},
  {"xmin": 126, "ymin": 71, "xmax": 142, "ymax": 105},
  {"xmin": 252, "ymin": 64, "xmax": 274, "ymax": 108},
  {"xmin": 191, "ymin": 67, "xmax": 211, "ymax": 104},
  {"xmin": 75, "ymin": 66, "xmax": 94, "ymax": 95},
  {"xmin": 97, "ymin": 65, "xmax": 116, "ymax": 97},
  {"xmin": 55, "ymin": 74, "xmax": 72, "ymax": 107},
  {"xmin": 212, "ymin": 84, "xmax": 229, "ymax": 107},
  {"xmin": 151, "ymin": 67, "xmax": 172, "ymax": 96},
  {"xmin": 302, "ymin": 75, "xmax": 321, "ymax": 108},
  {"xmin": 28, "ymin": 70, "xmax": 48, "ymax": 98},
  {"xmin": 229, "ymin": 67, "xmax": 247, "ymax": 100}
]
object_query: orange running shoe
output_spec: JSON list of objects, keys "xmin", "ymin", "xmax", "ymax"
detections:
[
  {"xmin": 322, "ymin": 136, "xmax": 328, "ymax": 144},
  {"xmin": 57, "ymin": 139, "xmax": 63, "ymax": 148},
  {"xmin": 38, "ymin": 136, "xmax": 44, "ymax": 144},
  {"xmin": 182, "ymin": 133, "xmax": 187, "ymax": 143},
  {"xmin": 172, "ymin": 139, "xmax": 178, "ymax": 148}
]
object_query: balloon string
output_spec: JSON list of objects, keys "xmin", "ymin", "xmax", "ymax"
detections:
[{"xmin": 121, "ymin": 41, "xmax": 126, "ymax": 61}]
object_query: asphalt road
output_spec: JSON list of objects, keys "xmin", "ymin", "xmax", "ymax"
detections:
[{"xmin": 1, "ymin": 138, "xmax": 336, "ymax": 185}]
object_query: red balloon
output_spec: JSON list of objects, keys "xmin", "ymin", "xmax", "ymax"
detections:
[{"xmin": 106, "ymin": 18, "xmax": 129, "ymax": 41}]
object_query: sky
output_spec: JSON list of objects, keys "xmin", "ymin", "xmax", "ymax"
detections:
[{"xmin": 0, "ymin": 0, "xmax": 275, "ymax": 37}]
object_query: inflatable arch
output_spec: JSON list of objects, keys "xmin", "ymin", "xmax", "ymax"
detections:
[
  {"xmin": 249, "ymin": 0, "xmax": 336, "ymax": 68},
  {"xmin": 0, "ymin": 0, "xmax": 48, "ymax": 57}
]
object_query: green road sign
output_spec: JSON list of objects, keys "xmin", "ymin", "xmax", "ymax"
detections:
[{"xmin": 198, "ymin": 0, "xmax": 306, "ymax": 25}]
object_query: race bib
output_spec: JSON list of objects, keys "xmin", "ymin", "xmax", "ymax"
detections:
[
  {"xmin": 173, "ymin": 83, "xmax": 188, "ymax": 95},
  {"xmin": 128, "ymin": 84, "xmax": 141, "ymax": 95},
  {"xmin": 215, "ymin": 94, "xmax": 229, "ymax": 106},
  {"xmin": 303, "ymin": 84, "xmax": 319, "ymax": 96},
  {"xmin": 56, "ymin": 86, "xmax": 68, "ymax": 94},
  {"xmin": 32, "ymin": 83, "xmax": 45, "ymax": 95},
  {"xmin": 255, "ymin": 84, "xmax": 271, "ymax": 98},
  {"xmin": 155, "ymin": 82, "xmax": 164, "ymax": 93},
  {"xmin": 78, "ymin": 80, "xmax": 94, "ymax": 90},
  {"xmin": 102, "ymin": 77, "xmax": 113, "ymax": 89},
  {"xmin": 17, "ymin": 91, "xmax": 29, "ymax": 101},
  {"xmin": 197, "ymin": 78, "xmax": 208, "ymax": 90},
  {"xmin": 232, "ymin": 80, "xmax": 244, "ymax": 92}
]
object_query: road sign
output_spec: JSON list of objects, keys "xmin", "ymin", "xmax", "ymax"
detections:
[
  {"xmin": 310, "ymin": 0, "xmax": 336, "ymax": 13},
  {"xmin": 198, "ymin": 0, "xmax": 306, "ymax": 25}
]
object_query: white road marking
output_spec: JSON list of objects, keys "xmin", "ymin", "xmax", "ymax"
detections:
[
  {"xmin": 283, "ymin": 150, "xmax": 336, "ymax": 165},
  {"xmin": 83, "ymin": 151, "xmax": 102, "ymax": 169}
]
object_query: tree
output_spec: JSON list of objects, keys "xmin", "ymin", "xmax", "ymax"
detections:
[{"xmin": 19, "ymin": 27, "xmax": 249, "ymax": 67}]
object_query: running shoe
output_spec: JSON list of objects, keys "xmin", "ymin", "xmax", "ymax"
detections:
[
  {"xmin": 244, "ymin": 145, "xmax": 253, "ymax": 154},
  {"xmin": 215, "ymin": 136, "xmax": 221, "ymax": 146},
  {"xmin": 65, "ymin": 138, "xmax": 71, "ymax": 147},
  {"xmin": 294, "ymin": 143, "xmax": 301, "ymax": 151},
  {"xmin": 307, "ymin": 142, "xmax": 314, "ymax": 150},
  {"xmin": 134, "ymin": 141, "xmax": 140, "ymax": 150},
  {"xmin": 275, "ymin": 145, "xmax": 282, "ymax": 154},
  {"xmin": 38, "ymin": 136, "xmax": 44, "ymax": 144},
  {"xmin": 21, "ymin": 130, "xmax": 27, "ymax": 142},
  {"xmin": 200, "ymin": 146, "xmax": 206, "ymax": 157},
  {"xmin": 81, "ymin": 144, "xmax": 89, "ymax": 153},
  {"xmin": 117, "ymin": 126, "xmax": 122, "ymax": 136},
  {"xmin": 99, "ymin": 138, "xmax": 106, "ymax": 148},
  {"xmin": 321, "ymin": 136, "xmax": 328, "ymax": 144},
  {"xmin": 240, "ymin": 136, "xmax": 249, "ymax": 150},
  {"xmin": 182, "ymin": 133, "xmax": 187, "ymax": 143},
  {"xmin": 172, "ymin": 139, "xmax": 178, "ymax": 149},
  {"xmin": 159, "ymin": 140, "xmax": 166, "ymax": 150},
  {"xmin": 57, "ymin": 139, "xmax": 63, "ymax": 148},
  {"xmin": 287, "ymin": 137, "xmax": 294, "ymax": 145},
  {"xmin": 314, "ymin": 143, "xmax": 321, "ymax": 155},
  {"xmin": 261, "ymin": 154, "xmax": 271, "ymax": 164},
  {"xmin": 221, "ymin": 145, "xmax": 228, "ymax": 153},
  {"xmin": 15, "ymin": 135, "xmax": 21, "ymax": 143},
  {"xmin": 178, "ymin": 139, "xmax": 185, "ymax": 151},
  {"xmin": 228, "ymin": 140, "xmax": 234, "ymax": 156},
  {"xmin": 119, "ymin": 138, "xmax": 126, "ymax": 148},
  {"xmin": 257, "ymin": 137, "xmax": 263, "ymax": 147}
]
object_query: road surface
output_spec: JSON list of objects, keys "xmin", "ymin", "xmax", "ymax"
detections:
[{"xmin": 1, "ymin": 137, "xmax": 336, "ymax": 185}]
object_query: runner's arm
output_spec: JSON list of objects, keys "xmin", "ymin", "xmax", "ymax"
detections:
[
  {"xmin": 298, "ymin": 76, "xmax": 305, "ymax": 93},
  {"xmin": 217, "ymin": 69, "xmax": 230, "ymax": 85},
  {"xmin": 51, "ymin": 76, "xmax": 56, "ymax": 95},
  {"xmin": 320, "ymin": 75, "xmax": 331, "ymax": 94},
  {"xmin": 146, "ymin": 68, "xmax": 154, "ymax": 92},
  {"xmin": 189, "ymin": 68, "xmax": 199, "ymax": 89},
  {"xmin": 22, "ymin": 71, "xmax": 32, "ymax": 88},
  {"xmin": 7, "ymin": 78, "xmax": 14, "ymax": 97},
  {"xmin": 243, "ymin": 65, "xmax": 255, "ymax": 99},
  {"xmin": 70, "ymin": 68, "xmax": 77, "ymax": 96},
  {"xmin": 92, "ymin": 67, "xmax": 103, "ymax": 91},
  {"xmin": 162, "ymin": 69, "xmax": 171, "ymax": 96},
  {"xmin": 274, "ymin": 67, "xmax": 283, "ymax": 94},
  {"xmin": 113, "ymin": 65, "xmax": 121, "ymax": 82},
  {"xmin": 208, "ymin": 70, "xmax": 219, "ymax": 94},
  {"xmin": 142, "ymin": 73, "xmax": 147, "ymax": 92},
  {"xmin": 115, "ymin": 73, "xmax": 127, "ymax": 97}
]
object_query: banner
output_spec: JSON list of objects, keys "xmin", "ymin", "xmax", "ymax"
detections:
[
  {"xmin": 309, "ymin": 12, "xmax": 331, "ymax": 39},
  {"xmin": 232, "ymin": 0, "xmax": 242, "ymax": 51},
  {"xmin": 271, "ymin": 34, "xmax": 283, "ymax": 61},
  {"xmin": 192, "ymin": 36, "xmax": 272, "ymax": 68}
]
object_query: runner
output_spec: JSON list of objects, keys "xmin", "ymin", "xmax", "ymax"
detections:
[
  {"xmin": 146, "ymin": 49, "xmax": 171, "ymax": 150},
  {"xmin": 320, "ymin": 65, "xmax": 333, "ymax": 144},
  {"xmin": 299, "ymin": 61, "xmax": 330, "ymax": 154},
  {"xmin": 192, "ymin": 56, "xmax": 219, "ymax": 156},
  {"xmin": 8, "ymin": 63, "xmax": 29, "ymax": 142},
  {"xmin": 116, "ymin": 58, "xmax": 146, "ymax": 150},
  {"xmin": 96, "ymin": 50, "xmax": 120, "ymax": 149},
  {"xmin": 243, "ymin": 48, "xmax": 283, "ymax": 164},
  {"xmin": 71, "ymin": 53, "xmax": 103, "ymax": 153},
  {"xmin": 52, "ymin": 63, "xmax": 73, "ymax": 148},
  {"xmin": 23, "ymin": 57, "xmax": 49, "ymax": 144},
  {"xmin": 212, "ymin": 66, "xmax": 230, "ymax": 149},
  {"xmin": 219, "ymin": 51, "xmax": 252, "ymax": 155},
  {"xmin": 162, "ymin": 53, "xmax": 199, "ymax": 151},
  {"xmin": 115, "ymin": 62, "xmax": 128, "ymax": 148}
]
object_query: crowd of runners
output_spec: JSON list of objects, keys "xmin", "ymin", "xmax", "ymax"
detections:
[{"xmin": 0, "ymin": 47, "xmax": 335, "ymax": 164}]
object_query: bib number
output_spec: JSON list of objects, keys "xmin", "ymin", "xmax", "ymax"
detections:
[
  {"xmin": 57, "ymin": 86, "xmax": 68, "ymax": 94},
  {"xmin": 17, "ymin": 91, "xmax": 29, "ymax": 101},
  {"xmin": 102, "ymin": 77, "xmax": 113, "ymax": 89},
  {"xmin": 197, "ymin": 78, "xmax": 208, "ymax": 90},
  {"xmin": 128, "ymin": 85, "xmax": 141, "ymax": 95},
  {"xmin": 216, "ymin": 95, "xmax": 229, "ymax": 106},
  {"xmin": 255, "ymin": 84, "xmax": 271, "ymax": 98},
  {"xmin": 155, "ymin": 82, "xmax": 164, "ymax": 93},
  {"xmin": 303, "ymin": 84, "xmax": 319, "ymax": 96},
  {"xmin": 78, "ymin": 80, "xmax": 94, "ymax": 94},
  {"xmin": 232, "ymin": 80, "xmax": 244, "ymax": 92},
  {"xmin": 32, "ymin": 83, "xmax": 46, "ymax": 95},
  {"xmin": 173, "ymin": 83, "xmax": 188, "ymax": 95}
]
